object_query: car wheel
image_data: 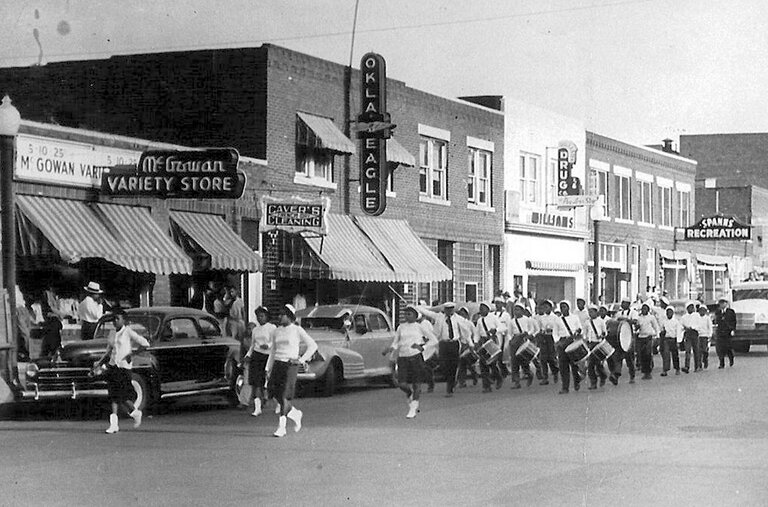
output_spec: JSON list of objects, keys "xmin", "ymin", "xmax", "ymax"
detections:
[
  {"xmin": 318, "ymin": 361, "xmax": 337, "ymax": 397},
  {"xmin": 130, "ymin": 373, "xmax": 149, "ymax": 413},
  {"xmin": 232, "ymin": 371, "xmax": 247, "ymax": 406}
]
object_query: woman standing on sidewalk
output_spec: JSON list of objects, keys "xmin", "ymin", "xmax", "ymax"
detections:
[
  {"xmin": 265, "ymin": 304, "xmax": 318, "ymax": 438},
  {"xmin": 244, "ymin": 306, "xmax": 275, "ymax": 416}
]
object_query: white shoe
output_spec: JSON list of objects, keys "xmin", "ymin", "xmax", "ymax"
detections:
[
  {"xmin": 287, "ymin": 407, "xmax": 303, "ymax": 432},
  {"xmin": 106, "ymin": 414, "xmax": 119, "ymax": 434},
  {"xmin": 273, "ymin": 416, "xmax": 287, "ymax": 438},
  {"xmin": 406, "ymin": 400, "xmax": 419, "ymax": 419},
  {"xmin": 251, "ymin": 399, "xmax": 262, "ymax": 417},
  {"xmin": 129, "ymin": 409, "xmax": 142, "ymax": 429},
  {"xmin": 275, "ymin": 403, "xmax": 281, "ymax": 415}
]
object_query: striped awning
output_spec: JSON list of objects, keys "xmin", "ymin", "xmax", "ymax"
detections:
[
  {"xmin": 15, "ymin": 195, "xmax": 192, "ymax": 275},
  {"xmin": 387, "ymin": 137, "xmax": 415, "ymax": 167},
  {"xmin": 169, "ymin": 210, "xmax": 262, "ymax": 272},
  {"xmin": 526, "ymin": 260, "xmax": 583, "ymax": 272},
  {"xmin": 296, "ymin": 112, "xmax": 356, "ymax": 154},
  {"xmin": 659, "ymin": 249, "xmax": 691, "ymax": 262},
  {"xmin": 354, "ymin": 216, "xmax": 453, "ymax": 283},
  {"xmin": 696, "ymin": 253, "xmax": 730, "ymax": 266}
]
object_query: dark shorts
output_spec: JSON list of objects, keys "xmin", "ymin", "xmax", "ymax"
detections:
[
  {"xmin": 397, "ymin": 355, "xmax": 425, "ymax": 384},
  {"xmin": 268, "ymin": 360, "xmax": 298, "ymax": 401},
  {"xmin": 105, "ymin": 365, "xmax": 134, "ymax": 403},
  {"xmin": 248, "ymin": 351, "xmax": 269, "ymax": 387},
  {"xmin": 81, "ymin": 321, "xmax": 98, "ymax": 341}
]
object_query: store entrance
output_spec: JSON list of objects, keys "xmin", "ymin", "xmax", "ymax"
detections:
[{"xmin": 528, "ymin": 276, "xmax": 574, "ymax": 304}]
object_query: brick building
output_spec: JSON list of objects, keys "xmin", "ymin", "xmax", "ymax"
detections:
[{"xmin": 0, "ymin": 44, "xmax": 505, "ymax": 317}]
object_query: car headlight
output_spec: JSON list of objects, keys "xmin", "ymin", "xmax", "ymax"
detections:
[
  {"xmin": 26, "ymin": 363, "xmax": 39, "ymax": 378},
  {"xmin": 311, "ymin": 351, "xmax": 324, "ymax": 363}
]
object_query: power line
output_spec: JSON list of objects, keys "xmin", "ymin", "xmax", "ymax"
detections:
[{"xmin": 0, "ymin": 0, "xmax": 655, "ymax": 65}]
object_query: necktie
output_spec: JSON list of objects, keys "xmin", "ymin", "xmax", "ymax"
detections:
[{"xmin": 446, "ymin": 316, "xmax": 454, "ymax": 340}]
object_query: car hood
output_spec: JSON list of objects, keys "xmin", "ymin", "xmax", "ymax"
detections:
[
  {"xmin": 731, "ymin": 299, "xmax": 768, "ymax": 324},
  {"xmin": 40, "ymin": 339, "xmax": 110, "ymax": 367}
]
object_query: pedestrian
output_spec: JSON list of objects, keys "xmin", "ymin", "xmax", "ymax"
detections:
[
  {"xmin": 227, "ymin": 286, "xmax": 246, "ymax": 341},
  {"xmin": 680, "ymin": 301, "xmax": 702, "ymax": 373},
  {"xmin": 91, "ymin": 308, "xmax": 149, "ymax": 434},
  {"xmin": 507, "ymin": 303, "xmax": 538, "ymax": 389},
  {"xmin": 659, "ymin": 306, "xmax": 682, "ymax": 376},
  {"xmin": 432, "ymin": 302, "xmax": 470, "ymax": 397},
  {"xmin": 492, "ymin": 296, "xmax": 512, "ymax": 379},
  {"xmin": 600, "ymin": 305, "xmax": 621, "ymax": 385},
  {"xmin": 534, "ymin": 300, "xmax": 559, "ymax": 385},
  {"xmin": 213, "ymin": 288, "xmax": 228, "ymax": 333},
  {"xmin": 456, "ymin": 306, "xmax": 478, "ymax": 388},
  {"xmin": 635, "ymin": 302, "xmax": 660, "ymax": 380},
  {"xmin": 554, "ymin": 300, "xmax": 583, "ymax": 394},
  {"xmin": 614, "ymin": 297, "xmax": 639, "ymax": 384},
  {"xmin": 78, "ymin": 281, "xmax": 104, "ymax": 341},
  {"xmin": 384, "ymin": 305, "xmax": 436, "ymax": 418},
  {"xmin": 244, "ymin": 306, "xmax": 276, "ymax": 416},
  {"xmin": 474, "ymin": 302, "xmax": 503, "ymax": 392},
  {"xmin": 583, "ymin": 305, "xmax": 608, "ymax": 390},
  {"xmin": 697, "ymin": 305, "xmax": 713, "ymax": 369},
  {"xmin": 266, "ymin": 304, "xmax": 318, "ymax": 437},
  {"xmin": 714, "ymin": 298, "xmax": 737, "ymax": 368}
]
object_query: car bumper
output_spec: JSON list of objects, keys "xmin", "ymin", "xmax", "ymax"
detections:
[{"xmin": 17, "ymin": 382, "xmax": 109, "ymax": 401}]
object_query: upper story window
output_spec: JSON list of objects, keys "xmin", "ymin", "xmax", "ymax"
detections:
[
  {"xmin": 468, "ymin": 147, "xmax": 492, "ymax": 207},
  {"xmin": 547, "ymin": 157, "xmax": 557, "ymax": 205},
  {"xmin": 296, "ymin": 146, "xmax": 334, "ymax": 183},
  {"xmin": 675, "ymin": 184, "xmax": 692, "ymax": 227},
  {"xmin": 639, "ymin": 179, "xmax": 654, "ymax": 224},
  {"xmin": 419, "ymin": 137, "xmax": 448, "ymax": 200},
  {"xmin": 519, "ymin": 153, "xmax": 541, "ymax": 205},
  {"xmin": 659, "ymin": 183, "xmax": 673, "ymax": 227},
  {"xmin": 295, "ymin": 112, "xmax": 356, "ymax": 188},
  {"xmin": 590, "ymin": 166, "xmax": 609, "ymax": 216},
  {"xmin": 615, "ymin": 172, "xmax": 632, "ymax": 221}
]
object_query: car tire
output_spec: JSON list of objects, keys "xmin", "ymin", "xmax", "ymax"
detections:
[
  {"xmin": 225, "ymin": 359, "xmax": 241, "ymax": 406},
  {"xmin": 130, "ymin": 373, "xmax": 149, "ymax": 413},
  {"xmin": 318, "ymin": 361, "xmax": 337, "ymax": 397}
]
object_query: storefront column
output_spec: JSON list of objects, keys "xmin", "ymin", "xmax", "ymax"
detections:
[
  {"xmin": 261, "ymin": 232, "xmax": 283, "ymax": 311},
  {"xmin": 153, "ymin": 276, "xmax": 171, "ymax": 306}
]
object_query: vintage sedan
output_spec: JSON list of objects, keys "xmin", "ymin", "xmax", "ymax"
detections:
[
  {"xmin": 14, "ymin": 307, "xmax": 241, "ymax": 412},
  {"xmin": 294, "ymin": 304, "xmax": 397, "ymax": 396}
]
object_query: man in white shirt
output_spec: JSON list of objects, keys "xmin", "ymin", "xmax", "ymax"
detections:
[
  {"xmin": 492, "ymin": 297, "xmax": 512, "ymax": 379},
  {"xmin": 534, "ymin": 300, "xmax": 560, "ymax": 385},
  {"xmin": 456, "ymin": 306, "xmax": 478, "ymax": 388},
  {"xmin": 697, "ymin": 305, "xmax": 713, "ymax": 369},
  {"xmin": 78, "ymin": 281, "xmax": 104, "ymax": 341},
  {"xmin": 659, "ymin": 306, "xmax": 681, "ymax": 376},
  {"xmin": 554, "ymin": 300, "xmax": 583, "ymax": 394},
  {"xmin": 679, "ymin": 301, "xmax": 702, "ymax": 373},
  {"xmin": 584, "ymin": 305, "xmax": 608, "ymax": 389},
  {"xmin": 635, "ymin": 302, "xmax": 660, "ymax": 380},
  {"xmin": 508, "ymin": 303, "xmax": 538, "ymax": 389},
  {"xmin": 433, "ymin": 302, "xmax": 470, "ymax": 397},
  {"xmin": 613, "ymin": 297, "xmax": 638, "ymax": 384},
  {"xmin": 474, "ymin": 302, "xmax": 503, "ymax": 392},
  {"xmin": 574, "ymin": 298, "xmax": 590, "ymax": 329}
]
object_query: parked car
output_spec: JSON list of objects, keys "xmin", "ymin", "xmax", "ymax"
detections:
[{"xmin": 13, "ymin": 307, "xmax": 241, "ymax": 412}]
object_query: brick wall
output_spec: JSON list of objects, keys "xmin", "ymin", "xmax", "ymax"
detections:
[
  {"xmin": 680, "ymin": 133, "xmax": 768, "ymax": 186},
  {"xmin": 454, "ymin": 242, "xmax": 484, "ymax": 303}
]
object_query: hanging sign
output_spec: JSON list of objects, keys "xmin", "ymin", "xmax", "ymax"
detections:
[
  {"xmin": 101, "ymin": 148, "xmax": 246, "ymax": 199},
  {"xmin": 684, "ymin": 216, "xmax": 751, "ymax": 240},
  {"xmin": 556, "ymin": 139, "xmax": 583, "ymax": 207},
  {"xmin": 358, "ymin": 52, "xmax": 391, "ymax": 217},
  {"xmin": 260, "ymin": 196, "xmax": 330, "ymax": 235}
]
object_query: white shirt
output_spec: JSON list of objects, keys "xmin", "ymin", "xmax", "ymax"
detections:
[
  {"xmin": 108, "ymin": 325, "xmax": 150, "ymax": 369},
  {"xmin": 78, "ymin": 295, "xmax": 103, "ymax": 324},
  {"xmin": 267, "ymin": 323, "xmax": 318, "ymax": 366},
  {"xmin": 698, "ymin": 314, "xmax": 713, "ymax": 337},
  {"xmin": 680, "ymin": 312, "xmax": 705, "ymax": 333},
  {"xmin": 492, "ymin": 309, "xmax": 512, "ymax": 337},
  {"xmin": 615, "ymin": 307, "xmax": 639, "ymax": 322},
  {"xmin": 554, "ymin": 314, "xmax": 582, "ymax": 342},
  {"xmin": 661, "ymin": 315, "xmax": 682, "ymax": 342},
  {"xmin": 433, "ymin": 313, "xmax": 470, "ymax": 344},
  {"xmin": 635, "ymin": 313, "xmax": 660, "ymax": 338},
  {"xmin": 508, "ymin": 315, "xmax": 536, "ymax": 336},
  {"xmin": 246, "ymin": 322, "xmax": 276, "ymax": 357},
  {"xmin": 574, "ymin": 309, "xmax": 590, "ymax": 329},
  {"xmin": 474, "ymin": 314, "xmax": 501, "ymax": 342},
  {"xmin": 583, "ymin": 318, "xmax": 607, "ymax": 343},
  {"xmin": 457, "ymin": 316, "xmax": 476, "ymax": 345},
  {"xmin": 391, "ymin": 321, "xmax": 437, "ymax": 358},
  {"xmin": 535, "ymin": 313, "xmax": 559, "ymax": 335}
]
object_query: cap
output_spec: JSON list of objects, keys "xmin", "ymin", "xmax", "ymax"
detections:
[
  {"xmin": 576, "ymin": 297, "xmax": 586, "ymax": 303},
  {"xmin": 457, "ymin": 306, "xmax": 469, "ymax": 315},
  {"xmin": 443, "ymin": 301, "xmax": 456, "ymax": 309},
  {"xmin": 513, "ymin": 302, "xmax": 526, "ymax": 310},
  {"xmin": 543, "ymin": 299, "xmax": 554, "ymax": 308},
  {"xmin": 686, "ymin": 300, "xmax": 697, "ymax": 308},
  {"xmin": 479, "ymin": 302, "xmax": 491, "ymax": 310},
  {"xmin": 502, "ymin": 291, "xmax": 511, "ymax": 297},
  {"xmin": 493, "ymin": 296, "xmax": 505, "ymax": 304},
  {"xmin": 588, "ymin": 304, "xmax": 599, "ymax": 311},
  {"xmin": 599, "ymin": 305, "xmax": 608, "ymax": 311},
  {"xmin": 659, "ymin": 296, "xmax": 670, "ymax": 306},
  {"xmin": 254, "ymin": 305, "xmax": 269, "ymax": 315},
  {"xmin": 641, "ymin": 302, "xmax": 651, "ymax": 309},
  {"xmin": 620, "ymin": 296, "xmax": 631, "ymax": 304},
  {"xmin": 666, "ymin": 306, "xmax": 676, "ymax": 313},
  {"xmin": 280, "ymin": 304, "xmax": 297, "ymax": 318},
  {"xmin": 558, "ymin": 300, "xmax": 571, "ymax": 309},
  {"xmin": 404, "ymin": 304, "xmax": 421, "ymax": 316},
  {"xmin": 718, "ymin": 298, "xmax": 730, "ymax": 304}
]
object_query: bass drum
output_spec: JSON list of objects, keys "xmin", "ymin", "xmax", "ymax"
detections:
[{"xmin": 618, "ymin": 321, "xmax": 634, "ymax": 352}]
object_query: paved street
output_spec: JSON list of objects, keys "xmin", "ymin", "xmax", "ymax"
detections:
[{"xmin": 3, "ymin": 351, "xmax": 768, "ymax": 506}]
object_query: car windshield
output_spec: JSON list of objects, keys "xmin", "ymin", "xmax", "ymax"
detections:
[
  {"xmin": 94, "ymin": 315, "xmax": 161, "ymax": 342},
  {"xmin": 732, "ymin": 289, "xmax": 768, "ymax": 302},
  {"xmin": 300, "ymin": 317, "xmax": 346, "ymax": 331}
]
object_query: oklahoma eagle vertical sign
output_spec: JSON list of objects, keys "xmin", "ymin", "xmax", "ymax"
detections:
[{"xmin": 358, "ymin": 53, "xmax": 391, "ymax": 216}]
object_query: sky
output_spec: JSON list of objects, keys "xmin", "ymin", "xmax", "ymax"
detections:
[{"xmin": 1, "ymin": 0, "xmax": 767, "ymax": 145}]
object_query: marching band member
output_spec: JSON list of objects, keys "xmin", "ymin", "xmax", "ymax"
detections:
[
  {"xmin": 554, "ymin": 300, "xmax": 583, "ymax": 394},
  {"xmin": 534, "ymin": 300, "xmax": 559, "ymax": 385},
  {"xmin": 714, "ymin": 298, "xmax": 737, "ymax": 368},
  {"xmin": 599, "ymin": 305, "xmax": 620, "ymax": 386},
  {"xmin": 243, "ymin": 306, "xmax": 276, "ymax": 416},
  {"xmin": 574, "ymin": 298, "xmax": 590, "ymax": 329},
  {"xmin": 635, "ymin": 302, "xmax": 660, "ymax": 380},
  {"xmin": 697, "ymin": 305, "xmax": 713, "ymax": 369},
  {"xmin": 493, "ymin": 297, "xmax": 512, "ymax": 378},
  {"xmin": 432, "ymin": 302, "xmax": 470, "ymax": 397},
  {"xmin": 385, "ymin": 305, "xmax": 437, "ymax": 418},
  {"xmin": 584, "ymin": 305, "xmax": 608, "ymax": 390},
  {"xmin": 456, "ymin": 306, "xmax": 478, "ymax": 387},
  {"xmin": 659, "ymin": 306, "xmax": 681, "ymax": 376},
  {"xmin": 415, "ymin": 305, "xmax": 440, "ymax": 392},
  {"xmin": 679, "ymin": 301, "xmax": 702, "ymax": 373},
  {"xmin": 266, "ymin": 304, "xmax": 318, "ymax": 437},
  {"xmin": 614, "ymin": 297, "xmax": 639, "ymax": 384},
  {"xmin": 474, "ymin": 302, "xmax": 503, "ymax": 392},
  {"xmin": 508, "ymin": 303, "xmax": 537, "ymax": 389}
]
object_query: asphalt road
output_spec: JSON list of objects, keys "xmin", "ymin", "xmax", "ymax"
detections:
[{"xmin": 2, "ymin": 350, "xmax": 768, "ymax": 506}]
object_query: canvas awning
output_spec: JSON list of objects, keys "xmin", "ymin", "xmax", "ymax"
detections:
[
  {"xmin": 526, "ymin": 260, "xmax": 583, "ymax": 272},
  {"xmin": 386, "ymin": 137, "xmax": 415, "ymax": 167},
  {"xmin": 296, "ymin": 112, "xmax": 356, "ymax": 154}
]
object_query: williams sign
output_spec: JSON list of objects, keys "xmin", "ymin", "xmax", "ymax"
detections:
[
  {"xmin": 101, "ymin": 148, "xmax": 246, "ymax": 199},
  {"xmin": 684, "ymin": 216, "xmax": 751, "ymax": 241},
  {"xmin": 358, "ymin": 52, "xmax": 390, "ymax": 217}
]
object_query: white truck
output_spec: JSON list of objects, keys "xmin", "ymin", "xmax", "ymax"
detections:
[{"xmin": 729, "ymin": 281, "xmax": 768, "ymax": 353}]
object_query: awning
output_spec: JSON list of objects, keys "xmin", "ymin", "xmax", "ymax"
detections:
[
  {"xmin": 526, "ymin": 260, "xmax": 583, "ymax": 272},
  {"xmin": 15, "ymin": 195, "xmax": 192, "ymax": 275},
  {"xmin": 169, "ymin": 210, "xmax": 262, "ymax": 272},
  {"xmin": 696, "ymin": 253, "xmax": 730, "ymax": 266},
  {"xmin": 353, "ymin": 216, "xmax": 453, "ymax": 283},
  {"xmin": 659, "ymin": 249, "xmax": 691, "ymax": 262},
  {"xmin": 387, "ymin": 137, "xmax": 415, "ymax": 167},
  {"xmin": 296, "ymin": 112, "xmax": 356, "ymax": 155}
]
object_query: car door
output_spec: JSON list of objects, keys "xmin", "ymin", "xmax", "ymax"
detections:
[
  {"xmin": 196, "ymin": 317, "xmax": 231, "ymax": 385},
  {"xmin": 366, "ymin": 312, "xmax": 395, "ymax": 373},
  {"xmin": 151, "ymin": 317, "xmax": 201, "ymax": 392},
  {"xmin": 342, "ymin": 313, "xmax": 374, "ymax": 378}
]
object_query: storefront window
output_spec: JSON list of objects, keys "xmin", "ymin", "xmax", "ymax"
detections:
[{"xmin": 663, "ymin": 266, "xmax": 687, "ymax": 300}]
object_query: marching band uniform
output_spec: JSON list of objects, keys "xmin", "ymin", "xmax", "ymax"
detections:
[
  {"xmin": 433, "ymin": 302, "xmax": 471, "ymax": 396},
  {"xmin": 635, "ymin": 305, "xmax": 660, "ymax": 379},
  {"xmin": 574, "ymin": 299, "xmax": 590, "ymax": 329},
  {"xmin": 614, "ymin": 302, "xmax": 639, "ymax": 383},
  {"xmin": 584, "ymin": 307, "xmax": 608, "ymax": 389},
  {"xmin": 698, "ymin": 307, "xmax": 712, "ymax": 369},
  {"xmin": 659, "ymin": 307, "xmax": 681, "ymax": 376},
  {"xmin": 534, "ymin": 302, "xmax": 560, "ymax": 385},
  {"xmin": 680, "ymin": 302, "xmax": 703, "ymax": 373},
  {"xmin": 390, "ymin": 305, "xmax": 437, "ymax": 418},
  {"xmin": 456, "ymin": 308, "xmax": 478, "ymax": 387},
  {"xmin": 508, "ymin": 310, "xmax": 537, "ymax": 389},
  {"xmin": 493, "ymin": 298, "xmax": 512, "ymax": 378},
  {"xmin": 599, "ymin": 307, "xmax": 621, "ymax": 385},
  {"xmin": 554, "ymin": 300, "xmax": 583, "ymax": 394},
  {"xmin": 474, "ymin": 306, "xmax": 503, "ymax": 392}
]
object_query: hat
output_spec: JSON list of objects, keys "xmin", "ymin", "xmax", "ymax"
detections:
[
  {"xmin": 279, "ymin": 304, "xmax": 297, "ymax": 319},
  {"xmin": 558, "ymin": 300, "xmax": 570, "ymax": 309},
  {"xmin": 254, "ymin": 306, "xmax": 269, "ymax": 315},
  {"xmin": 659, "ymin": 296, "xmax": 670, "ymax": 306},
  {"xmin": 698, "ymin": 305, "xmax": 708, "ymax": 313},
  {"xmin": 84, "ymin": 281, "xmax": 104, "ymax": 294},
  {"xmin": 620, "ymin": 296, "xmax": 630, "ymax": 304},
  {"xmin": 686, "ymin": 300, "xmax": 697, "ymax": 308},
  {"xmin": 599, "ymin": 305, "xmax": 608, "ymax": 311},
  {"xmin": 493, "ymin": 296, "xmax": 505, "ymax": 304},
  {"xmin": 404, "ymin": 304, "xmax": 421, "ymax": 316},
  {"xmin": 443, "ymin": 301, "xmax": 456, "ymax": 309},
  {"xmin": 502, "ymin": 291, "xmax": 510, "ymax": 298},
  {"xmin": 513, "ymin": 302, "xmax": 526, "ymax": 310},
  {"xmin": 576, "ymin": 297, "xmax": 586, "ymax": 303},
  {"xmin": 479, "ymin": 302, "xmax": 491, "ymax": 310},
  {"xmin": 641, "ymin": 302, "xmax": 650, "ymax": 309},
  {"xmin": 666, "ymin": 306, "xmax": 675, "ymax": 313},
  {"xmin": 718, "ymin": 298, "xmax": 730, "ymax": 304},
  {"xmin": 457, "ymin": 306, "xmax": 469, "ymax": 315},
  {"xmin": 588, "ymin": 304, "xmax": 599, "ymax": 311}
]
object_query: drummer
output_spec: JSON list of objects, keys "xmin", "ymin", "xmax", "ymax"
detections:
[
  {"xmin": 508, "ymin": 303, "xmax": 538, "ymax": 389},
  {"xmin": 659, "ymin": 305, "xmax": 682, "ymax": 376},
  {"xmin": 534, "ymin": 300, "xmax": 559, "ymax": 385},
  {"xmin": 635, "ymin": 302, "xmax": 660, "ymax": 380},
  {"xmin": 553, "ymin": 300, "xmax": 583, "ymax": 394},
  {"xmin": 432, "ymin": 302, "xmax": 471, "ymax": 397},
  {"xmin": 493, "ymin": 297, "xmax": 512, "ymax": 379},
  {"xmin": 614, "ymin": 297, "xmax": 639, "ymax": 384},
  {"xmin": 584, "ymin": 304, "xmax": 608, "ymax": 390},
  {"xmin": 474, "ymin": 302, "xmax": 504, "ymax": 392},
  {"xmin": 456, "ymin": 306, "xmax": 478, "ymax": 388}
]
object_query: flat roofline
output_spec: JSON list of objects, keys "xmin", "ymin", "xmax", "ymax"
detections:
[{"xmin": 588, "ymin": 130, "xmax": 698, "ymax": 165}]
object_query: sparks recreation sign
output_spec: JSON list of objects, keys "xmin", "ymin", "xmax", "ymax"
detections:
[
  {"xmin": 684, "ymin": 216, "xmax": 751, "ymax": 241},
  {"xmin": 101, "ymin": 148, "xmax": 246, "ymax": 199}
]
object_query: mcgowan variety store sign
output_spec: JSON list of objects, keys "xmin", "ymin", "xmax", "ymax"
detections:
[
  {"xmin": 101, "ymin": 148, "xmax": 246, "ymax": 199},
  {"xmin": 260, "ymin": 196, "xmax": 330, "ymax": 235},
  {"xmin": 684, "ymin": 216, "xmax": 751, "ymax": 240}
]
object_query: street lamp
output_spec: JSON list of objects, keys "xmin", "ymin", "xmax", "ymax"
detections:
[
  {"xmin": 590, "ymin": 195, "xmax": 606, "ymax": 304},
  {"xmin": 0, "ymin": 95, "xmax": 21, "ymax": 351}
]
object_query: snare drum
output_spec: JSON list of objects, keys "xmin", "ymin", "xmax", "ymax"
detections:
[
  {"xmin": 618, "ymin": 321, "xmax": 634, "ymax": 352},
  {"xmin": 589, "ymin": 339, "xmax": 615, "ymax": 362},
  {"xmin": 565, "ymin": 339, "xmax": 589, "ymax": 364},
  {"xmin": 515, "ymin": 339, "xmax": 540, "ymax": 363},
  {"xmin": 460, "ymin": 344, "xmax": 479, "ymax": 364},
  {"xmin": 477, "ymin": 339, "xmax": 501, "ymax": 365}
]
